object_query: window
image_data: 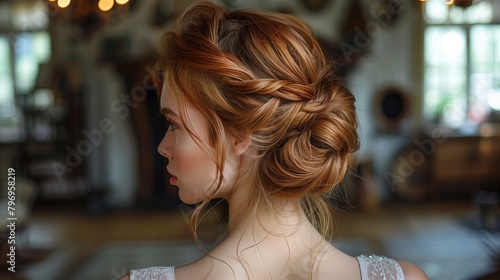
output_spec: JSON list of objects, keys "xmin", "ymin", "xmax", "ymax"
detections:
[
  {"xmin": 470, "ymin": 26, "xmax": 500, "ymax": 116},
  {"xmin": 14, "ymin": 32, "xmax": 51, "ymax": 95},
  {"xmin": 422, "ymin": 0, "xmax": 499, "ymax": 130},
  {"xmin": 0, "ymin": 1, "xmax": 51, "ymax": 102},
  {"xmin": 0, "ymin": 35, "xmax": 13, "ymax": 103}
]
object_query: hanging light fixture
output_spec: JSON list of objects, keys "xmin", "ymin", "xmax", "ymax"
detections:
[
  {"xmin": 57, "ymin": 0, "xmax": 70, "ymax": 9},
  {"xmin": 48, "ymin": 0, "xmax": 130, "ymax": 13},
  {"xmin": 419, "ymin": 0, "xmax": 474, "ymax": 8},
  {"xmin": 98, "ymin": 0, "xmax": 114, "ymax": 12},
  {"xmin": 47, "ymin": 0, "xmax": 132, "ymax": 39}
]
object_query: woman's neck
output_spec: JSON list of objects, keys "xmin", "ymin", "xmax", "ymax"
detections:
[
  {"xmin": 225, "ymin": 179, "xmax": 321, "ymax": 245},
  {"xmin": 224, "ymin": 157, "xmax": 304, "ymax": 234},
  {"xmin": 215, "ymin": 180, "xmax": 333, "ymax": 279}
]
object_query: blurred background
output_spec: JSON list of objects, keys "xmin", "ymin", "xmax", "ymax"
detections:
[{"xmin": 0, "ymin": 0, "xmax": 499, "ymax": 279}]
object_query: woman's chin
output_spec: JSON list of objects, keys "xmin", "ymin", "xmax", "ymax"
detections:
[{"xmin": 179, "ymin": 192, "xmax": 202, "ymax": 205}]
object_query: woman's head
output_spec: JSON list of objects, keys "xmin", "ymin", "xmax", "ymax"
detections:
[
  {"xmin": 155, "ymin": 1, "xmax": 359, "ymax": 237},
  {"xmin": 157, "ymin": 81, "xmax": 243, "ymax": 204}
]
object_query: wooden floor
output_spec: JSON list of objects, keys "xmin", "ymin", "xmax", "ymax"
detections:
[{"xmin": 5, "ymin": 200, "xmax": 500, "ymax": 280}]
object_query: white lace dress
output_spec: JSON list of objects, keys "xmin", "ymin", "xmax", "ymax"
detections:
[
  {"xmin": 129, "ymin": 254, "xmax": 404, "ymax": 280},
  {"xmin": 356, "ymin": 254, "xmax": 405, "ymax": 280},
  {"xmin": 129, "ymin": 266, "xmax": 175, "ymax": 280}
]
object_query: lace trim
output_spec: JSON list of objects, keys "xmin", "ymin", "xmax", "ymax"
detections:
[
  {"xmin": 356, "ymin": 254, "xmax": 405, "ymax": 280},
  {"xmin": 129, "ymin": 266, "xmax": 175, "ymax": 280}
]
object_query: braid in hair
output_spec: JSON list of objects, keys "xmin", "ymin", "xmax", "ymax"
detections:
[{"xmin": 156, "ymin": 1, "xmax": 359, "ymax": 240}]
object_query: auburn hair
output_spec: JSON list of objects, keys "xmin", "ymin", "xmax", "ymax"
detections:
[{"xmin": 154, "ymin": 1, "xmax": 359, "ymax": 245}]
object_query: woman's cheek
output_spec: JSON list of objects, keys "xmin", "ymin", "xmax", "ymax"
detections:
[
  {"xmin": 175, "ymin": 133, "xmax": 216, "ymax": 187},
  {"xmin": 175, "ymin": 133, "xmax": 204, "ymax": 169}
]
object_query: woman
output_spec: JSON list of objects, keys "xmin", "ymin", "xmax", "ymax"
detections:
[{"xmin": 121, "ymin": 2, "xmax": 428, "ymax": 279}]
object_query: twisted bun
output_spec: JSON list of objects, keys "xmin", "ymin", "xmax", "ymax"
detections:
[
  {"xmin": 157, "ymin": 2, "xmax": 359, "ymax": 199},
  {"xmin": 258, "ymin": 74, "xmax": 358, "ymax": 198}
]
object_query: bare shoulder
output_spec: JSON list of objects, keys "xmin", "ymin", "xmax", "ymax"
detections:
[
  {"xmin": 175, "ymin": 256, "xmax": 241, "ymax": 280},
  {"xmin": 117, "ymin": 273, "xmax": 130, "ymax": 280},
  {"xmin": 317, "ymin": 247, "xmax": 362, "ymax": 279},
  {"xmin": 398, "ymin": 261, "xmax": 429, "ymax": 280}
]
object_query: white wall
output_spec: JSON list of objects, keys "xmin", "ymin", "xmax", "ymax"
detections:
[{"xmin": 345, "ymin": 1, "xmax": 421, "ymax": 198}]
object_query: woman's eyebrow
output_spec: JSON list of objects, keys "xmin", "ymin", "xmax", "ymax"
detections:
[{"xmin": 160, "ymin": 107, "xmax": 178, "ymax": 117}]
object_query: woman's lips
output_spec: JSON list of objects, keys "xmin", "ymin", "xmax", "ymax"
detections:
[
  {"xmin": 169, "ymin": 176, "xmax": 178, "ymax": 185},
  {"xmin": 167, "ymin": 168, "xmax": 178, "ymax": 186}
]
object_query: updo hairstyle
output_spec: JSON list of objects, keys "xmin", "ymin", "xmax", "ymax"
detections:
[{"xmin": 155, "ymin": 1, "xmax": 359, "ymax": 239}]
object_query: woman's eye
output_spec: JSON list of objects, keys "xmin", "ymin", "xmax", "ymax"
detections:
[{"xmin": 166, "ymin": 120, "xmax": 179, "ymax": 132}]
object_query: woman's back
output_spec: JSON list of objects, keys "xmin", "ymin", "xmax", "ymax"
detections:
[
  {"xmin": 173, "ymin": 220, "xmax": 361, "ymax": 279},
  {"xmin": 174, "ymin": 246, "xmax": 361, "ymax": 280},
  {"xmin": 127, "ymin": 250, "xmax": 410, "ymax": 280},
  {"xmin": 127, "ymin": 214, "xmax": 412, "ymax": 280}
]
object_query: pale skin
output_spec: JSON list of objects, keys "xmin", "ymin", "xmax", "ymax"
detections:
[{"xmin": 119, "ymin": 82, "xmax": 428, "ymax": 280}]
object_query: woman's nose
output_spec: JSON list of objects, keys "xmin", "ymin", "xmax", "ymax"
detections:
[{"xmin": 157, "ymin": 132, "xmax": 173, "ymax": 159}]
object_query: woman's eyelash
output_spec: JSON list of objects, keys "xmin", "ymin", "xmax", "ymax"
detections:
[{"xmin": 164, "ymin": 117, "xmax": 179, "ymax": 131}]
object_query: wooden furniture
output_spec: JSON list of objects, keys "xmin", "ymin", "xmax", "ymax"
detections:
[{"xmin": 389, "ymin": 135, "xmax": 500, "ymax": 201}]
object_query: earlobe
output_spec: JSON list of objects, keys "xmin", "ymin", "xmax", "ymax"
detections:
[{"xmin": 233, "ymin": 135, "xmax": 251, "ymax": 156}]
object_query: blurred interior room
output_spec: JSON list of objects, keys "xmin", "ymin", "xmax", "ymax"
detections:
[{"xmin": 0, "ymin": 0, "xmax": 499, "ymax": 279}]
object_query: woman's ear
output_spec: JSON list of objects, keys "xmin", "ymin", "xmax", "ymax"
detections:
[{"xmin": 233, "ymin": 134, "xmax": 251, "ymax": 156}]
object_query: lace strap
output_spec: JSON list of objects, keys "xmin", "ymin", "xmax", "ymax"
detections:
[
  {"xmin": 129, "ymin": 266, "xmax": 175, "ymax": 280},
  {"xmin": 356, "ymin": 255, "xmax": 405, "ymax": 280}
]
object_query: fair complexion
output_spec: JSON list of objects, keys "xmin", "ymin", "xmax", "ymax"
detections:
[{"xmin": 157, "ymin": 82, "xmax": 241, "ymax": 205}]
